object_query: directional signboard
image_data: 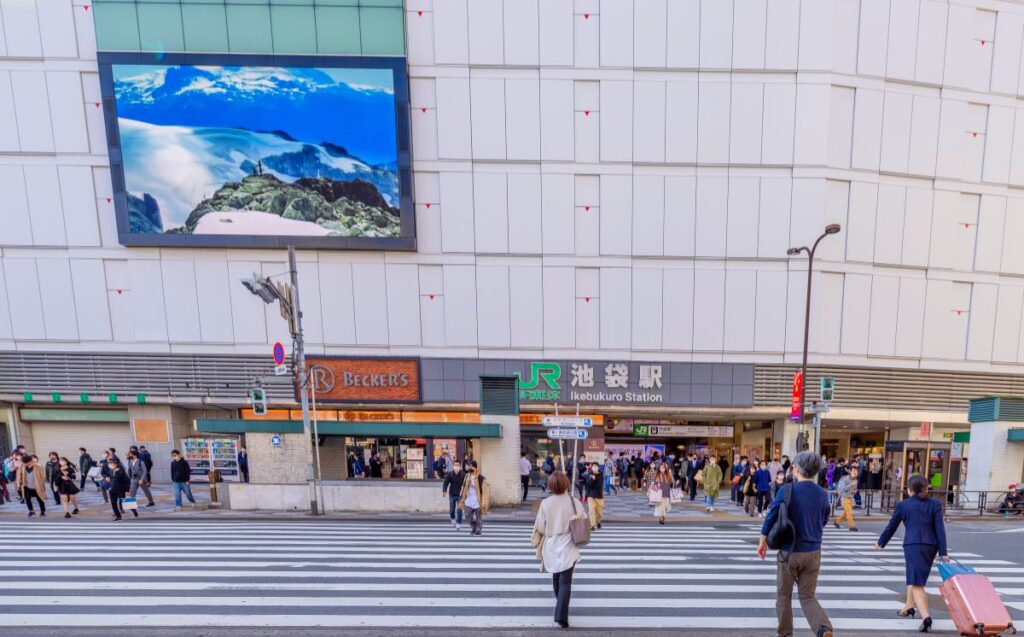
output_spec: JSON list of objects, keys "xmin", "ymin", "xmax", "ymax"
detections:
[
  {"xmin": 547, "ymin": 427, "xmax": 589, "ymax": 440},
  {"xmin": 542, "ymin": 416, "xmax": 594, "ymax": 428}
]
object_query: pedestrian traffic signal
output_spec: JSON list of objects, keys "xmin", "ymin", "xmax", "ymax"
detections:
[
  {"xmin": 250, "ymin": 387, "xmax": 268, "ymax": 416},
  {"xmin": 820, "ymin": 377, "xmax": 835, "ymax": 402}
]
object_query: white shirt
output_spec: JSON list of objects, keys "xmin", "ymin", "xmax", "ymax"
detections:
[
  {"xmin": 519, "ymin": 457, "xmax": 532, "ymax": 476},
  {"xmin": 465, "ymin": 476, "xmax": 480, "ymax": 509}
]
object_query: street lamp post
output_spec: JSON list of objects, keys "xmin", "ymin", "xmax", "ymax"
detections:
[
  {"xmin": 788, "ymin": 223, "xmax": 842, "ymax": 456},
  {"xmin": 241, "ymin": 246, "xmax": 321, "ymax": 515}
]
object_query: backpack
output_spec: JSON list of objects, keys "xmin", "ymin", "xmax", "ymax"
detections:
[
  {"xmin": 766, "ymin": 483, "xmax": 796, "ymax": 555},
  {"xmin": 543, "ymin": 458, "xmax": 555, "ymax": 474}
]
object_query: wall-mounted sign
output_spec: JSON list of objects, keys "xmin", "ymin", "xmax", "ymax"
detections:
[
  {"xmin": 632, "ymin": 424, "xmax": 735, "ymax": 438},
  {"xmin": 302, "ymin": 357, "xmax": 421, "ymax": 404}
]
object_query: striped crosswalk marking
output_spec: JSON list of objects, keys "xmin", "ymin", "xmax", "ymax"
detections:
[{"xmin": 0, "ymin": 521, "xmax": 1021, "ymax": 632}]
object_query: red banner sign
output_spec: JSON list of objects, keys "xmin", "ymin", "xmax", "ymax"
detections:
[{"xmin": 790, "ymin": 371, "xmax": 804, "ymax": 421}]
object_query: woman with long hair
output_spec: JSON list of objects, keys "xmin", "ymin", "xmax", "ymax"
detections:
[
  {"xmin": 653, "ymin": 463, "xmax": 673, "ymax": 524},
  {"xmin": 876, "ymin": 475, "xmax": 949, "ymax": 633},
  {"xmin": 56, "ymin": 457, "xmax": 80, "ymax": 518},
  {"xmin": 532, "ymin": 470, "xmax": 581, "ymax": 629}
]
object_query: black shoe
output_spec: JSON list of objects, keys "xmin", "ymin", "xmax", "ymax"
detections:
[
  {"xmin": 849, "ymin": 527, "xmax": 859, "ymax": 532},
  {"xmin": 833, "ymin": 521, "xmax": 840, "ymax": 529},
  {"xmin": 918, "ymin": 617, "xmax": 932, "ymax": 633},
  {"xmin": 556, "ymin": 620, "xmax": 569, "ymax": 629},
  {"xmin": 132, "ymin": 510, "xmax": 139, "ymax": 517},
  {"xmin": 72, "ymin": 508, "xmax": 79, "ymax": 514},
  {"xmin": 39, "ymin": 512, "xmax": 45, "ymax": 517},
  {"xmin": 27, "ymin": 511, "xmax": 34, "ymax": 518},
  {"xmin": 597, "ymin": 523, "xmax": 601, "ymax": 529},
  {"xmin": 146, "ymin": 502, "xmax": 156, "ymax": 507},
  {"xmin": 114, "ymin": 516, "xmax": 122, "ymax": 522},
  {"xmin": 64, "ymin": 512, "xmax": 71, "ymax": 518},
  {"xmin": 897, "ymin": 608, "xmax": 916, "ymax": 618}
]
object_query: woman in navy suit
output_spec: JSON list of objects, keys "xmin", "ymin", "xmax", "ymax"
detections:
[{"xmin": 876, "ymin": 475, "xmax": 949, "ymax": 633}]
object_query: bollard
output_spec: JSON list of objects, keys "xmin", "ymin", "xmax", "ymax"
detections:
[{"xmin": 208, "ymin": 470, "xmax": 222, "ymax": 508}]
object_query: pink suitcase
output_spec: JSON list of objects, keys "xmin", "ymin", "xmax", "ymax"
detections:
[{"xmin": 940, "ymin": 573, "xmax": 1016, "ymax": 636}]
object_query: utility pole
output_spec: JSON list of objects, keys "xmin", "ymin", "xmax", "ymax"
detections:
[{"xmin": 288, "ymin": 246, "xmax": 320, "ymax": 516}]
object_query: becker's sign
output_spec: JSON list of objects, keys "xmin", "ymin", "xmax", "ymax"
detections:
[{"xmin": 300, "ymin": 357, "xmax": 421, "ymax": 404}]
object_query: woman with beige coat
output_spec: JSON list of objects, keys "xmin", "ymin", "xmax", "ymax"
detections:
[
  {"xmin": 16, "ymin": 454, "xmax": 47, "ymax": 517},
  {"xmin": 531, "ymin": 470, "xmax": 581, "ymax": 629}
]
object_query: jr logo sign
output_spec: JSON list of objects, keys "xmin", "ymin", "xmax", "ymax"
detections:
[{"xmin": 517, "ymin": 362, "xmax": 561, "ymax": 401}]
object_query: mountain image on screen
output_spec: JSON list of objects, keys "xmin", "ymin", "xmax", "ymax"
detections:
[{"xmin": 113, "ymin": 64, "xmax": 401, "ymax": 238}]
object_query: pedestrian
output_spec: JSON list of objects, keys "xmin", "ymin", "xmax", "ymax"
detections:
[
  {"xmin": 127, "ymin": 450, "xmax": 155, "ymax": 507},
  {"xmin": 603, "ymin": 452, "xmax": 617, "ymax": 496},
  {"xmin": 743, "ymin": 463, "xmax": 758, "ymax": 516},
  {"xmin": 56, "ymin": 457, "xmax": 80, "ymax": 517},
  {"xmin": 108, "ymin": 458, "xmax": 133, "ymax": 521},
  {"xmin": 0, "ymin": 465, "xmax": 9, "ymax": 505},
  {"xmin": 768, "ymin": 455, "xmax": 783, "ymax": 481},
  {"xmin": 833, "ymin": 466, "xmax": 859, "ymax": 531},
  {"xmin": 238, "ymin": 446, "xmax": 249, "ymax": 483},
  {"xmin": 368, "ymin": 452, "xmax": 383, "ymax": 478},
  {"xmin": 531, "ymin": 470, "xmax": 580, "ymax": 629},
  {"xmin": 97, "ymin": 450, "xmax": 111, "ymax": 503},
  {"xmin": 574, "ymin": 454, "xmax": 588, "ymax": 502},
  {"xmin": 757, "ymin": 451, "xmax": 834, "ymax": 637},
  {"xmin": 16, "ymin": 453, "xmax": 47, "ymax": 517},
  {"xmin": 701, "ymin": 455, "xmax": 723, "ymax": 512},
  {"xmin": 139, "ymin": 446, "xmax": 154, "ymax": 482},
  {"xmin": 632, "ymin": 455, "xmax": 646, "ymax": 491},
  {"xmin": 170, "ymin": 449, "xmax": 197, "ymax": 511},
  {"xmin": 458, "ymin": 461, "xmax": 488, "ymax": 536},
  {"xmin": 678, "ymin": 453, "xmax": 691, "ymax": 491},
  {"xmin": 519, "ymin": 450, "xmax": 532, "ymax": 502},
  {"xmin": 652, "ymin": 462, "xmax": 673, "ymax": 524},
  {"xmin": 876, "ymin": 475, "xmax": 949, "ymax": 633},
  {"xmin": 46, "ymin": 452, "xmax": 62, "ymax": 505},
  {"xmin": 77, "ymin": 448, "xmax": 94, "ymax": 490},
  {"xmin": 585, "ymin": 462, "xmax": 604, "ymax": 530},
  {"xmin": 730, "ymin": 455, "xmax": 743, "ymax": 504},
  {"xmin": 442, "ymin": 460, "xmax": 466, "ymax": 530},
  {"xmin": 781, "ymin": 455, "xmax": 792, "ymax": 476},
  {"xmin": 687, "ymin": 454, "xmax": 699, "ymax": 501},
  {"xmin": 543, "ymin": 453, "xmax": 556, "ymax": 479},
  {"xmin": 770, "ymin": 471, "xmax": 786, "ymax": 501},
  {"xmin": 754, "ymin": 460, "xmax": 773, "ymax": 517}
]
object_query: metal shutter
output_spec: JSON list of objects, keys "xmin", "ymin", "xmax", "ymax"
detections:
[{"xmin": 28, "ymin": 422, "xmax": 134, "ymax": 464}]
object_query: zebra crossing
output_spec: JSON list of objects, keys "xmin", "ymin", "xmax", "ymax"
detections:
[{"xmin": 0, "ymin": 520, "xmax": 1022, "ymax": 632}]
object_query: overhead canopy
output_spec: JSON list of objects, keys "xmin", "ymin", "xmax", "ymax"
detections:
[
  {"xmin": 1009, "ymin": 429, "xmax": 1024, "ymax": 442},
  {"xmin": 196, "ymin": 419, "xmax": 501, "ymax": 438}
]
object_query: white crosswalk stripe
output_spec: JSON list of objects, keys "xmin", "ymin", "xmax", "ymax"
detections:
[{"xmin": 0, "ymin": 521, "xmax": 1021, "ymax": 632}]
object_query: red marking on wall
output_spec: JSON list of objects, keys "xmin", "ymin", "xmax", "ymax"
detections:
[
  {"xmin": 106, "ymin": 197, "xmax": 111, "ymax": 203},
  {"xmin": 971, "ymin": 131, "xmax": 978, "ymax": 138},
  {"xmin": 421, "ymin": 107, "xmax": 427, "ymax": 113},
  {"xmin": 981, "ymin": 40, "xmax": 987, "ymax": 46},
  {"xmin": 116, "ymin": 289, "xmax": 122, "ymax": 295},
  {"xmin": 584, "ymin": 110, "xmax": 590, "ymax": 116},
  {"xmin": 584, "ymin": 13, "xmax": 590, "ymax": 20},
  {"xmin": 417, "ymin": 10, "xmax": 423, "ymax": 16},
  {"xmin": 584, "ymin": 296, "xmax": 591, "ymax": 303},
  {"xmin": 428, "ymin": 294, "xmax": 434, "ymax": 300},
  {"xmin": 425, "ymin": 202, "xmax": 431, "ymax": 209},
  {"xmin": 94, "ymin": 102, "xmax": 100, "ymax": 108},
  {"xmin": 83, "ymin": 4, "xmax": 89, "ymax": 10},
  {"xmin": 584, "ymin": 205, "xmax": 590, "ymax": 212}
]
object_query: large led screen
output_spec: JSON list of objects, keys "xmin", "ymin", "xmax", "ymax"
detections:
[{"xmin": 99, "ymin": 53, "xmax": 414, "ymax": 250}]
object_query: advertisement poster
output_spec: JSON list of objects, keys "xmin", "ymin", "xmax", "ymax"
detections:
[{"xmin": 100, "ymin": 53, "xmax": 414, "ymax": 250}]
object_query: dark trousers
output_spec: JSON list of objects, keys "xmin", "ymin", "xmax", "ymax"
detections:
[
  {"xmin": 552, "ymin": 566, "xmax": 575, "ymax": 624},
  {"xmin": 521, "ymin": 475, "xmax": 530, "ymax": 501},
  {"xmin": 23, "ymin": 488, "xmax": 45, "ymax": 513},
  {"xmin": 731, "ymin": 482, "xmax": 742, "ymax": 503},
  {"xmin": 51, "ymin": 486, "xmax": 61, "ymax": 505},
  {"xmin": 688, "ymin": 477, "xmax": 697, "ymax": 500},
  {"xmin": 110, "ymin": 494, "xmax": 123, "ymax": 519},
  {"xmin": 241, "ymin": 468, "xmax": 249, "ymax": 483},
  {"xmin": 756, "ymin": 491, "xmax": 770, "ymax": 513},
  {"xmin": 79, "ymin": 474, "xmax": 87, "ymax": 490}
]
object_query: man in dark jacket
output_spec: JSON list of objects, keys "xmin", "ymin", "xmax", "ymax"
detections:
[
  {"xmin": 238, "ymin": 446, "xmax": 249, "ymax": 483},
  {"xmin": 78, "ymin": 448, "xmax": 94, "ymax": 490},
  {"xmin": 108, "ymin": 459, "xmax": 132, "ymax": 521},
  {"xmin": 687, "ymin": 454, "xmax": 700, "ymax": 500},
  {"xmin": 585, "ymin": 462, "xmax": 604, "ymax": 530},
  {"xmin": 138, "ymin": 446, "xmax": 154, "ymax": 482},
  {"xmin": 442, "ymin": 461, "xmax": 466, "ymax": 530},
  {"xmin": 170, "ymin": 450, "xmax": 197, "ymax": 511},
  {"xmin": 368, "ymin": 453, "xmax": 383, "ymax": 478}
]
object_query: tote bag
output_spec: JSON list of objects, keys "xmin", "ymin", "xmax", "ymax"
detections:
[
  {"xmin": 568, "ymin": 497, "xmax": 591, "ymax": 546},
  {"xmin": 647, "ymin": 483, "xmax": 663, "ymax": 504},
  {"xmin": 670, "ymin": 487, "xmax": 683, "ymax": 503},
  {"xmin": 120, "ymin": 497, "xmax": 139, "ymax": 511}
]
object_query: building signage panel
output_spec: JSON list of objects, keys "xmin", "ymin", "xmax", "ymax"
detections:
[
  {"xmin": 542, "ymin": 416, "xmax": 594, "ymax": 428},
  {"xmin": 632, "ymin": 424, "xmax": 735, "ymax": 438},
  {"xmin": 302, "ymin": 357, "xmax": 421, "ymax": 404},
  {"xmin": 548, "ymin": 428, "xmax": 589, "ymax": 440}
]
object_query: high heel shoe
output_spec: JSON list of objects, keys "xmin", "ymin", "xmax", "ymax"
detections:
[
  {"xmin": 918, "ymin": 617, "xmax": 932, "ymax": 633},
  {"xmin": 897, "ymin": 608, "xmax": 917, "ymax": 618}
]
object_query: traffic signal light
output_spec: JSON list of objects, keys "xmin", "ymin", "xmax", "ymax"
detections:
[
  {"xmin": 820, "ymin": 377, "xmax": 835, "ymax": 402},
  {"xmin": 250, "ymin": 387, "xmax": 268, "ymax": 416}
]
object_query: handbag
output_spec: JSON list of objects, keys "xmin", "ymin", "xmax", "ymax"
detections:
[
  {"xmin": 670, "ymin": 487, "xmax": 683, "ymax": 503},
  {"xmin": 694, "ymin": 469, "xmax": 704, "ymax": 484},
  {"xmin": 120, "ymin": 496, "xmax": 138, "ymax": 511},
  {"xmin": 647, "ymin": 483, "xmax": 663, "ymax": 504},
  {"xmin": 568, "ymin": 498, "xmax": 591, "ymax": 546},
  {"xmin": 731, "ymin": 474, "xmax": 742, "ymax": 485}
]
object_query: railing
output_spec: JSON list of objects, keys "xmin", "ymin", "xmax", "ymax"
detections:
[{"xmin": 828, "ymin": 489, "xmax": 1024, "ymax": 518}]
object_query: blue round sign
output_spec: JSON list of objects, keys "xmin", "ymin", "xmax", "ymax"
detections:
[
  {"xmin": 271, "ymin": 435, "xmax": 283, "ymax": 447},
  {"xmin": 272, "ymin": 342, "xmax": 285, "ymax": 365}
]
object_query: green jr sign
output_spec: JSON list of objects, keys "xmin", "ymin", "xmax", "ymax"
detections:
[{"xmin": 517, "ymin": 362, "xmax": 562, "ymax": 401}]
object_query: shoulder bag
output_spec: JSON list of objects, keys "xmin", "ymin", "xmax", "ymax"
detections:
[
  {"xmin": 568, "ymin": 497, "xmax": 591, "ymax": 547},
  {"xmin": 766, "ymin": 483, "xmax": 796, "ymax": 557}
]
